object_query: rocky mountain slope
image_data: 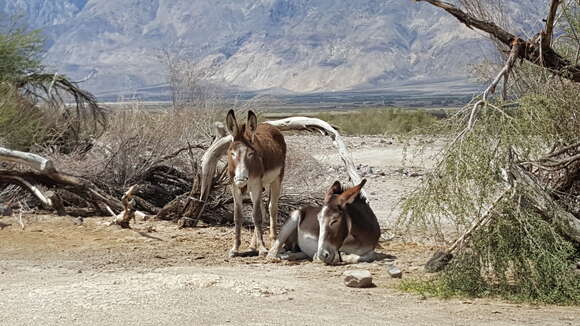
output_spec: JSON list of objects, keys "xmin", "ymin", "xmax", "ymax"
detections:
[{"xmin": 0, "ymin": 0, "xmax": 545, "ymax": 97}]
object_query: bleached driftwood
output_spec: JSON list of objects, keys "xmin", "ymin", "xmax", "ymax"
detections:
[
  {"xmin": 266, "ymin": 117, "xmax": 365, "ymax": 189},
  {"xmin": 0, "ymin": 145, "xmax": 123, "ymax": 214},
  {"xmin": 110, "ymin": 185, "xmax": 149, "ymax": 228},
  {"xmin": 193, "ymin": 117, "xmax": 367, "ymax": 226},
  {"xmin": 0, "ymin": 147, "xmax": 56, "ymax": 174},
  {"xmin": 0, "ymin": 175, "xmax": 53, "ymax": 209}
]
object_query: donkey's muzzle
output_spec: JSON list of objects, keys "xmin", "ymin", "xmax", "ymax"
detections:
[
  {"xmin": 234, "ymin": 177, "xmax": 248, "ymax": 186},
  {"xmin": 315, "ymin": 249, "xmax": 337, "ymax": 265}
]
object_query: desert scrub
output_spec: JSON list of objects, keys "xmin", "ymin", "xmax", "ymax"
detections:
[
  {"xmin": 0, "ymin": 18, "xmax": 106, "ymax": 152},
  {"xmin": 398, "ymin": 2, "xmax": 580, "ymax": 303},
  {"xmin": 313, "ymin": 108, "xmax": 442, "ymax": 135},
  {"xmin": 398, "ymin": 53, "xmax": 580, "ymax": 305}
]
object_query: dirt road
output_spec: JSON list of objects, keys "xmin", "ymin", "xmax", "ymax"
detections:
[
  {"xmin": 1, "ymin": 137, "xmax": 578, "ymax": 325},
  {"xmin": 1, "ymin": 217, "xmax": 578, "ymax": 326}
]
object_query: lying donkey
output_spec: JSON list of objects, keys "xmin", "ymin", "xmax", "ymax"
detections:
[{"xmin": 268, "ymin": 179, "xmax": 381, "ymax": 264}]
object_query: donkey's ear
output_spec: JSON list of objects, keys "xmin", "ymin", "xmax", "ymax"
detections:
[
  {"xmin": 324, "ymin": 180, "xmax": 342, "ymax": 203},
  {"xmin": 226, "ymin": 109, "xmax": 239, "ymax": 137},
  {"xmin": 247, "ymin": 110, "xmax": 258, "ymax": 133},
  {"xmin": 337, "ymin": 179, "xmax": 366, "ymax": 207}
]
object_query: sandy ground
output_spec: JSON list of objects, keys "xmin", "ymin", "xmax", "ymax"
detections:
[{"xmin": 1, "ymin": 136, "xmax": 579, "ymax": 325}]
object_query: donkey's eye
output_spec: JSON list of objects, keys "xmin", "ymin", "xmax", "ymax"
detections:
[
  {"xmin": 231, "ymin": 152, "xmax": 237, "ymax": 159},
  {"xmin": 248, "ymin": 151, "xmax": 255, "ymax": 158},
  {"xmin": 330, "ymin": 219, "xmax": 338, "ymax": 226}
]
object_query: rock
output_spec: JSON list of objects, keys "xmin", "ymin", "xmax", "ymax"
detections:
[
  {"xmin": 387, "ymin": 266, "xmax": 403, "ymax": 278},
  {"xmin": 343, "ymin": 270, "xmax": 373, "ymax": 288}
]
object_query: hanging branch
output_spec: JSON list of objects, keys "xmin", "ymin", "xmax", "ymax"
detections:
[
  {"xmin": 543, "ymin": 0, "xmax": 562, "ymax": 47},
  {"xmin": 414, "ymin": 0, "xmax": 580, "ymax": 82}
]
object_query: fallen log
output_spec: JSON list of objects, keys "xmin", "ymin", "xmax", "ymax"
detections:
[{"xmin": 0, "ymin": 146, "xmax": 123, "ymax": 214}]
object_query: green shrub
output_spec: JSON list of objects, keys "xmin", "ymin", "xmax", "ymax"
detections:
[
  {"xmin": 0, "ymin": 24, "xmax": 43, "ymax": 82},
  {"xmin": 314, "ymin": 108, "xmax": 440, "ymax": 135}
]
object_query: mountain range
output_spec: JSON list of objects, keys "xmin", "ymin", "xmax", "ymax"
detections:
[{"xmin": 0, "ymin": 0, "xmax": 546, "ymax": 99}]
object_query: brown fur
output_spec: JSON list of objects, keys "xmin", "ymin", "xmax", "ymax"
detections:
[
  {"xmin": 226, "ymin": 123, "xmax": 286, "ymax": 181},
  {"xmin": 225, "ymin": 110, "xmax": 287, "ymax": 256},
  {"xmin": 319, "ymin": 180, "xmax": 380, "ymax": 254},
  {"xmin": 269, "ymin": 179, "xmax": 380, "ymax": 264}
]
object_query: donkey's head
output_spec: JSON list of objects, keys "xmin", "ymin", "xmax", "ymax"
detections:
[
  {"xmin": 315, "ymin": 179, "xmax": 367, "ymax": 264},
  {"xmin": 225, "ymin": 109, "xmax": 263, "ymax": 188}
]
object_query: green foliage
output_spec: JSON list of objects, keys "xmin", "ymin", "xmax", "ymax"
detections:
[
  {"xmin": 0, "ymin": 86, "xmax": 47, "ymax": 150},
  {"xmin": 399, "ymin": 66, "xmax": 580, "ymax": 304},
  {"xmin": 399, "ymin": 278, "xmax": 458, "ymax": 299},
  {"xmin": 439, "ymin": 204, "xmax": 580, "ymax": 304},
  {"xmin": 0, "ymin": 22, "xmax": 45, "ymax": 149},
  {"xmin": 0, "ymin": 18, "xmax": 105, "ymax": 151},
  {"xmin": 0, "ymin": 26, "xmax": 43, "ymax": 81},
  {"xmin": 314, "ymin": 108, "xmax": 440, "ymax": 135}
]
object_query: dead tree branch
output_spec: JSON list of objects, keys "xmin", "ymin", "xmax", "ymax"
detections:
[
  {"xmin": 544, "ymin": 0, "xmax": 562, "ymax": 47},
  {"xmin": 511, "ymin": 163, "xmax": 580, "ymax": 242},
  {"xmin": 415, "ymin": 0, "xmax": 580, "ymax": 82},
  {"xmin": 425, "ymin": 188, "xmax": 510, "ymax": 272},
  {"xmin": 0, "ymin": 146, "xmax": 123, "ymax": 214},
  {"xmin": 110, "ymin": 185, "xmax": 148, "ymax": 228},
  {"xmin": 467, "ymin": 39, "xmax": 522, "ymax": 130}
]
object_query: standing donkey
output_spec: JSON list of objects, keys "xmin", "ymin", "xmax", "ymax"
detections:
[{"xmin": 225, "ymin": 109, "xmax": 287, "ymax": 257}]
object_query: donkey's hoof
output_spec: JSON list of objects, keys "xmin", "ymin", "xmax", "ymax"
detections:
[
  {"xmin": 266, "ymin": 249, "xmax": 279, "ymax": 261},
  {"xmin": 258, "ymin": 247, "xmax": 269, "ymax": 257},
  {"xmin": 228, "ymin": 249, "xmax": 241, "ymax": 258},
  {"xmin": 266, "ymin": 254, "xmax": 279, "ymax": 262}
]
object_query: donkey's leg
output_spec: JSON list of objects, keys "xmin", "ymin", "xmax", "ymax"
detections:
[
  {"xmin": 249, "ymin": 184, "xmax": 268, "ymax": 256},
  {"xmin": 229, "ymin": 186, "xmax": 244, "ymax": 258},
  {"xmin": 279, "ymin": 251, "xmax": 309, "ymax": 261},
  {"xmin": 249, "ymin": 196, "xmax": 268, "ymax": 252},
  {"xmin": 268, "ymin": 177, "xmax": 282, "ymax": 242},
  {"xmin": 267, "ymin": 209, "xmax": 300, "ymax": 260},
  {"xmin": 341, "ymin": 251, "xmax": 376, "ymax": 264}
]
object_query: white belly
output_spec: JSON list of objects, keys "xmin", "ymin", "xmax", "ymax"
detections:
[{"xmin": 297, "ymin": 230, "xmax": 318, "ymax": 258}]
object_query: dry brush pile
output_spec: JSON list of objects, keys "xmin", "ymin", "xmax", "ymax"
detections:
[{"xmin": 0, "ymin": 104, "xmax": 351, "ymax": 228}]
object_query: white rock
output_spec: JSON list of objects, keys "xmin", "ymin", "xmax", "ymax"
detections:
[
  {"xmin": 343, "ymin": 270, "xmax": 373, "ymax": 288},
  {"xmin": 387, "ymin": 266, "xmax": 403, "ymax": 278}
]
